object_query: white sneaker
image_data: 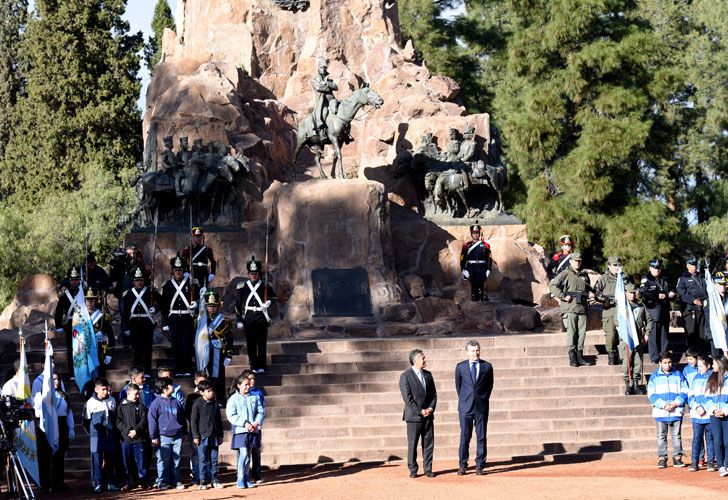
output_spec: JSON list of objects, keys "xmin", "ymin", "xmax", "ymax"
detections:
[{"xmin": 720, "ymin": 467, "xmax": 728, "ymax": 477}]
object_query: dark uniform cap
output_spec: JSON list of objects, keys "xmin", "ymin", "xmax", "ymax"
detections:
[
  {"xmin": 191, "ymin": 226, "xmax": 204, "ymax": 236},
  {"xmin": 714, "ymin": 272, "xmax": 727, "ymax": 286},
  {"xmin": 84, "ymin": 288, "xmax": 99, "ymax": 300},
  {"xmin": 607, "ymin": 256, "xmax": 622, "ymax": 266},
  {"xmin": 247, "ymin": 255, "xmax": 262, "ymax": 273},
  {"xmin": 685, "ymin": 256, "xmax": 698, "ymax": 265},
  {"xmin": 171, "ymin": 254, "xmax": 185, "ymax": 270},
  {"xmin": 204, "ymin": 290, "xmax": 221, "ymax": 306},
  {"xmin": 649, "ymin": 259, "xmax": 661, "ymax": 269},
  {"xmin": 559, "ymin": 235, "xmax": 573, "ymax": 245},
  {"xmin": 133, "ymin": 267, "xmax": 144, "ymax": 280},
  {"xmin": 571, "ymin": 252, "xmax": 583, "ymax": 261},
  {"xmin": 470, "ymin": 220, "xmax": 482, "ymax": 233},
  {"xmin": 68, "ymin": 266, "xmax": 81, "ymax": 279}
]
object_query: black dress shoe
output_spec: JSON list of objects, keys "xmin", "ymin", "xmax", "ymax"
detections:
[
  {"xmin": 409, "ymin": 472, "xmax": 417, "ymax": 478},
  {"xmin": 426, "ymin": 472, "xmax": 435, "ymax": 478},
  {"xmin": 457, "ymin": 467, "xmax": 467, "ymax": 476},
  {"xmin": 475, "ymin": 467, "xmax": 486, "ymax": 475}
]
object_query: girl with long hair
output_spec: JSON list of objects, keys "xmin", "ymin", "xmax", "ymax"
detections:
[{"xmin": 705, "ymin": 356, "xmax": 728, "ymax": 476}]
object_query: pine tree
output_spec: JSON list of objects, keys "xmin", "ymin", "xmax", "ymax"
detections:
[
  {"xmin": 397, "ymin": 0, "xmax": 458, "ymax": 76},
  {"xmin": 144, "ymin": 0, "xmax": 175, "ymax": 73},
  {"xmin": 0, "ymin": 0, "xmax": 28, "ymax": 161},
  {"xmin": 494, "ymin": 0, "xmax": 682, "ymax": 269}
]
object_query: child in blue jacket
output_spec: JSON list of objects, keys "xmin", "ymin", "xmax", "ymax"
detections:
[
  {"xmin": 148, "ymin": 377, "xmax": 187, "ymax": 490},
  {"xmin": 647, "ymin": 350, "xmax": 688, "ymax": 469},
  {"xmin": 83, "ymin": 377, "xmax": 120, "ymax": 493},
  {"xmin": 687, "ymin": 354, "xmax": 715, "ymax": 471}
]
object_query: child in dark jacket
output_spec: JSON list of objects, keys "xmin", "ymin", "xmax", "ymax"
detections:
[
  {"xmin": 191, "ymin": 380, "xmax": 224, "ymax": 489},
  {"xmin": 148, "ymin": 377, "xmax": 187, "ymax": 490},
  {"xmin": 116, "ymin": 383, "xmax": 149, "ymax": 489},
  {"xmin": 83, "ymin": 377, "xmax": 119, "ymax": 493}
]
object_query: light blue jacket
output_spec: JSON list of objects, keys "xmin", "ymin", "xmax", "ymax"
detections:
[
  {"xmin": 647, "ymin": 368, "xmax": 687, "ymax": 422},
  {"xmin": 688, "ymin": 369, "xmax": 713, "ymax": 424},
  {"xmin": 682, "ymin": 364, "xmax": 698, "ymax": 388},
  {"xmin": 226, "ymin": 391, "xmax": 264, "ymax": 435},
  {"xmin": 704, "ymin": 373, "xmax": 728, "ymax": 415}
]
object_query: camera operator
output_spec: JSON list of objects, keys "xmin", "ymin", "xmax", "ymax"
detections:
[{"xmin": 1, "ymin": 361, "xmax": 21, "ymax": 397}]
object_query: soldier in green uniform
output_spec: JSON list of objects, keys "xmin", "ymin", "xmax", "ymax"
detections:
[
  {"xmin": 594, "ymin": 256, "xmax": 623, "ymax": 366},
  {"xmin": 549, "ymin": 253, "xmax": 595, "ymax": 367},
  {"xmin": 622, "ymin": 282, "xmax": 653, "ymax": 395}
]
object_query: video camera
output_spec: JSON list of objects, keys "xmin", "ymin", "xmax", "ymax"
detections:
[{"xmin": 0, "ymin": 396, "xmax": 34, "ymax": 435}]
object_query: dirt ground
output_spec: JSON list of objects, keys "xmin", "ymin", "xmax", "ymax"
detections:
[{"xmin": 31, "ymin": 457, "xmax": 727, "ymax": 500}]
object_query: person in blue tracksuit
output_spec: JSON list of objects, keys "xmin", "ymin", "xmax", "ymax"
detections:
[
  {"xmin": 83, "ymin": 378, "xmax": 120, "ymax": 493},
  {"xmin": 705, "ymin": 356, "xmax": 728, "ymax": 477},
  {"xmin": 687, "ymin": 354, "xmax": 715, "ymax": 471},
  {"xmin": 647, "ymin": 350, "xmax": 688, "ymax": 469}
]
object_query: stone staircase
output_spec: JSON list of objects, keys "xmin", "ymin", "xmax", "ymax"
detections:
[{"xmin": 9, "ymin": 330, "xmax": 695, "ymax": 476}]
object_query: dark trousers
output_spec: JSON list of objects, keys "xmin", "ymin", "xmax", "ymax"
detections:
[
  {"xmin": 251, "ymin": 439, "xmax": 262, "ymax": 481},
  {"xmin": 198, "ymin": 436, "xmax": 219, "ymax": 484},
  {"xmin": 168, "ymin": 314, "xmax": 194, "ymax": 374},
  {"xmin": 683, "ymin": 309, "xmax": 705, "ymax": 350},
  {"xmin": 458, "ymin": 410, "xmax": 488, "ymax": 468},
  {"xmin": 244, "ymin": 315, "xmax": 269, "ymax": 370},
  {"xmin": 193, "ymin": 268, "xmax": 208, "ymax": 290},
  {"xmin": 91, "ymin": 450, "xmax": 115, "ymax": 488},
  {"xmin": 692, "ymin": 421, "xmax": 715, "ymax": 464},
  {"xmin": 35, "ymin": 424, "xmax": 51, "ymax": 489},
  {"xmin": 647, "ymin": 305, "xmax": 669, "ymax": 363},
  {"xmin": 52, "ymin": 419, "xmax": 69, "ymax": 489},
  {"xmin": 406, "ymin": 418, "xmax": 434, "ymax": 474},
  {"xmin": 130, "ymin": 318, "xmax": 154, "ymax": 373},
  {"xmin": 470, "ymin": 279, "xmax": 487, "ymax": 302},
  {"xmin": 121, "ymin": 442, "xmax": 146, "ymax": 486},
  {"xmin": 64, "ymin": 324, "xmax": 74, "ymax": 374},
  {"xmin": 711, "ymin": 416, "xmax": 728, "ymax": 468}
]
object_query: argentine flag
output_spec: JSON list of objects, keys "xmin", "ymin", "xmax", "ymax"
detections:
[
  {"xmin": 705, "ymin": 268, "xmax": 728, "ymax": 353},
  {"xmin": 195, "ymin": 288, "xmax": 210, "ymax": 372},
  {"xmin": 615, "ymin": 272, "xmax": 640, "ymax": 351},
  {"xmin": 71, "ymin": 286, "xmax": 100, "ymax": 391}
]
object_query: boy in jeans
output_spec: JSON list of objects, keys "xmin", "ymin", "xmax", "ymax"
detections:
[
  {"xmin": 116, "ymin": 383, "xmax": 149, "ymax": 489},
  {"xmin": 83, "ymin": 377, "xmax": 120, "ymax": 493},
  {"xmin": 148, "ymin": 377, "xmax": 187, "ymax": 490},
  {"xmin": 647, "ymin": 350, "xmax": 688, "ymax": 468},
  {"xmin": 191, "ymin": 380, "xmax": 224, "ymax": 489}
]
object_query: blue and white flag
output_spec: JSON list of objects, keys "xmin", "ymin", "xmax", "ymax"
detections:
[
  {"xmin": 14, "ymin": 333, "xmax": 40, "ymax": 486},
  {"xmin": 72, "ymin": 286, "xmax": 100, "ymax": 391},
  {"xmin": 615, "ymin": 272, "xmax": 640, "ymax": 351},
  {"xmin": 706, "ymin": 268, "xmax": 728, "ymax": 353},
  {"xmin": 195, "ymin": 288, "xmax": 210, "ymax": 372},
  {"xmin": 38, "ymin": 340, "xmax": 59, "ymax": 455}
]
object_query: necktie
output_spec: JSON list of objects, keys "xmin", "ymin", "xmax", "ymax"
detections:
[
  {"xmin": 470, "ymin": 362, "xmax": 477, "ymax": 383},
  {"xmin": 418, "ymin": 371, "xmax": 426, "ymax": 389}
]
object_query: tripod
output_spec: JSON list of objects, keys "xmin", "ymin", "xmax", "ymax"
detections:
[{"xmin": 0, "ymin": 420, "xmax": 35, "ymax": 500}]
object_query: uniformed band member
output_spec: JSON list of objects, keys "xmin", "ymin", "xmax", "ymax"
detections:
[
  {"xmin": 161, "ymin": 255, "xmax": 200, "ymax": 377},
  {"xmin": 676, "ymin": 256, "xmax": 708, "ymax": 351},
  {"xmin": 203, "ymin": 290, "xmax": 233, "ymax": 402},
  {"xmin": 548, "ymin": 253, "xmax": 595, "ymax": 367},
  {"xmin": 622, "ymin": 283, "xmax": 652, "ymax": 395},
  {"xmin": 183, "ymin": 227, "xmax": 216, "ymax": 289},
  {"xmin": 460, "ymin": 221, "xmax": 493, "ymax": 302},
  {"xmin": 236, "ymin": 256, "xmax": 276, "ymax": 374},
  {"xmin": 639, "ymin": 259, "xmax": 675, "ymax": 363},
  {"xmin": 547, "ymin": 234, "xmax": 574, "ymax": 279},
  {"xmin": 122, "ymin": 267, "xmax": 161, "ymax": 373},
  {"xmin": 55, "ymin": 266, "xmax": 82, "ymax": 375},
  {"xmin": 593, "ymin": 256, "xmax": 623, "ymax": 366},
  {"xmin": 73, "ymin": 288, "xmax": 115, "ymax": 377}
]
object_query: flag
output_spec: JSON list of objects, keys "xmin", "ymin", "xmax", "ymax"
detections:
[
  {"xmin": 38, "ymin": 340, "xmax": 59, "ymax": 455},
  {"xmin": 706, "ymin": 268, "xmax": 728, "ymax": 353},
  {"xmin": 14, "ymin": 333, "xmax": 40, "ymax": 486},
  {"xmin": 72, "ymin": 286, "xmax": 100, "ymax": 391},
  {"xmin": 195, "ymin": 287, "xmax": 210, "ymax": 372},
  {"xmin": 615, "ymin": 272, "xmax": 640, "ymax": 351}
]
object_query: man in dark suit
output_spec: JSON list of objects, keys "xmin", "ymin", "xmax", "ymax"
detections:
[
  {"xmin": 399, "ymin": 349, "xmax": 437, "ymax": 478},
  {"xmin": 455, "ymin": 340, "xmax": 494, "ymax": 475}
]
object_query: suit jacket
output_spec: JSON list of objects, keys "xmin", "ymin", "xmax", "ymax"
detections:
[
  {"xmin": 455, "ymin": 359, "xmax": 494, "ymax": 415},
  {"xmin": 400, "ymin": 368, "xmax": 437, "ymax": 423}
]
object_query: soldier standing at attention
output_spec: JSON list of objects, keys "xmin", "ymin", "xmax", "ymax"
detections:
[
  {"xmin": 236, "ymin": 256, "xmax": 276, "ymax": 375},
  {"xmin": 549, "ymin": 253, "xmax": 595, "ymax": 367},
  {"xmin": 161, "ymin": 255, "xmax": 200, "ymax": 377},
  {"xmin": 594, "ymin": 256, "xmax": 623, "ymax": 366},
  {"xmin": 55, "ymin": 266, "xmax": 83, "ymax": 376},
  {"xmin": 122, "ymin": 267, "xmax": 161, "ymax": 374},
  {"xmin": 460, "ymin": 221, "xmax": 493, "ymax": 302},
  {"xmin": 74, "ymin": 288, "xmax": 115, "ymax": 377},
  {"xmin": 183, "ymin": 227, "xmax": 216, "ymax": 289},
  {"xmin": 547, "ymin": 235, "xmax": 574, "ymax": 279},
  {"xmin": 639, "ymin": 259, "xmax": 675, "ymax": 363},
  {"xmin": 676, "ymin": 256, "xmax": 708, "ymax": 351}
]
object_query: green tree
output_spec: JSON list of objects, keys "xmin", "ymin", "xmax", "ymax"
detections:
[
  {"xmin": 494, "ymin": 0, "xmax": 683, "ymax": 267},
  {"xmin": 144, "ymin": 0, "xmax": 175, "ymax": 73},
  {"xmin": 0, "ymin": 0, "xmax": 142, "ymax": 306},
  {"xmin": 397, "ymin": 0, "xmax": 458, "ymax": 75},
  {"xmin": 0, "ymin": 0, "xmax": 28, "ymax": 161}
]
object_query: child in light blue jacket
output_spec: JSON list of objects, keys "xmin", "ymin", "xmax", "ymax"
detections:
[
  {"xmin": 647, "ymin": 350, "xmax": 688, "ymax": 469},
  {"xmin": 226, "ymin": 373, "xmax": 265, "ymax": 489},
  {"xmin": 687, "ymin": 355, "xmax": 714, "ymax": 471}
]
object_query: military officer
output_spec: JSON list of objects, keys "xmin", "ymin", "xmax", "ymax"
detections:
[
  {"xmin": 122, "ymin": 267, "xmax": 162, "ymax": 373},
  {"xmin": 676, "ymin": 256, "xmax": 708, "ymax": 351},
  {"xmin": 183, "ymin": 227, "xmax": 216, "ymax": 289},
  {"xmin": 54, "ymin": 266, "xmax": 83, "ymax": 375},
  {"xmin": 460, "ymin": 221, "xmax": 493, "ymax": 302},
  {"xmin": 203, "ymin": 291, "xmax": 233, "ymax": 402},
  {"xmin": 235, "ymin": 256, "xmax": 276, "ymax": 374},
  {"xmin": 593, "ymin": 256, "xmax": 623, "ymax": 366},
  {"xmin": 73, "ymin": 288, "xmax": 115, "ymax": 377},
  {"xmin": 548, "ymin": 253, "xmax": 595, "ymax": 367},
  {"xmin": 546, "ymin": 235, "xmax": 574, "ymax": 279},
  {"xmin": 622, "ymin": 283, "xmax": 652, "ymax": 395},
  {"xmin": 161, "ymin": 254, "xmax": 200, "ymax": 377},
  {"xmin": 639, "ymin": 259, "xmax": 675, "ymax": 363}
]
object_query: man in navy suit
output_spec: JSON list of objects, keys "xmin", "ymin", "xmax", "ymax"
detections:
[
  {"xmin": 455, "ymin": 340, "xmax": 494, "ymax": 475},
  {"xmin": 399, "ymin": 349, "xmax": 438, "ymax": 478}
]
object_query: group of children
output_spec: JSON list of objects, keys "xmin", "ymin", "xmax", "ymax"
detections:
[
  {"xmin": 647, "ymin": 348, "xmax": 728, "ymax": 475},
  {"xmin": 83, "ymin": 365, "xmax": 265, "ymax": 492}
]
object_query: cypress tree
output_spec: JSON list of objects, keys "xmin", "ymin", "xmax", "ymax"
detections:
[
  {"xmin": 144, "ymin": 0, "xmax": 175, "ymax": 73},
  {"xmin": 0, "ymin": 1, "xmax": 28, "ymax": 161},
  {"xmin": 397, "ymin": 0, "xmax": 458, "ymax": 76}
]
